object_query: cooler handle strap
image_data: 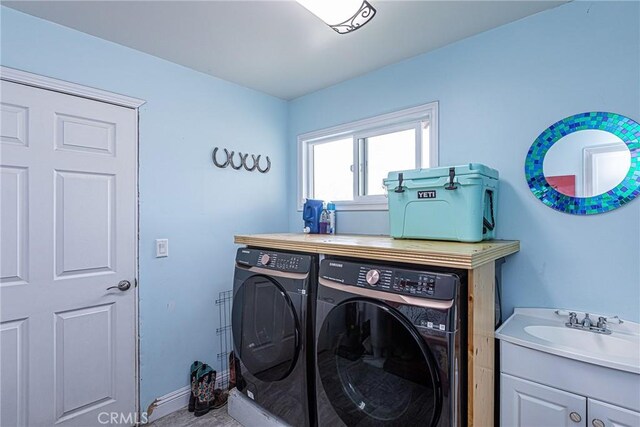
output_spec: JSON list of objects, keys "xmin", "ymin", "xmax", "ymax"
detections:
[
  {"xmin": 394, "ymin": 172, "xmax": 405, "ymax": 193},
  {"xmin": 445, "ymin": 167, "xmax": 458, "ymax": 190},
  {"xmin": 483, "ymin": 190, "xmax": 495, "ymax": 233}
]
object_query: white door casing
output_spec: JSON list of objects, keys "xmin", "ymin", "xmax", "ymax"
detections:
[
  {"xmin": 1, "ymin": 77, "xmax": 140, "ymax": 426},
  {"xmin": 582, "ymin": 143, "xmax": 631, "ymax": 197}
]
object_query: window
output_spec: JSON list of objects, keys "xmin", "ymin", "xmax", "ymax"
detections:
[{"xmin": 298, "ymin": 102, "xmax": 438, "ymax": 210}]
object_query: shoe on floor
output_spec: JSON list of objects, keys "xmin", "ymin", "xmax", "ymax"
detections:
[
  {"xmin": 194, "ymin": 364, "xmax": 217, "ymax": 417},
  {"xmin": 188, "ymin": 361, "xmax": 204, "ymax": 413}
]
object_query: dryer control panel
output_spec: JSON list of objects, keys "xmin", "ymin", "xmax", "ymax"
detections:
[
  {"xmin": 320, "ymin": 259, "xmax": 458, "ymax": 300},
  {"xmin": 236, "ymin": 248, "xmax": 311, "ymax": 274}
]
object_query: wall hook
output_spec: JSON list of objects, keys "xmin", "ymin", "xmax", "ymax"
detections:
[
  {"xmin": 228, "ymin": 150, "xmax": 243, "ymax": 170},
  {"xmin": 243, "ymin": 154, "xmax": 259, "ymax": 171},
  {"xmin": 212, "ymin": 147, "xmax": 230, "ymax": 168},
  {"xmin": 257, "ymin": 156, "xmax": 271, "ymax": 173},
  {"xmin": 211, "ymin": 147, "xmax": 271, "ymax": 173}
]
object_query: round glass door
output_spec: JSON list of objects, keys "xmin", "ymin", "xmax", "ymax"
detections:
[
  {"xmin": 232, "ymin": 275, "xmax": 300, "ymax": 382},
  {"xmin": 317, "ymin": 299, "xmax": 441, "ymax": 426}
]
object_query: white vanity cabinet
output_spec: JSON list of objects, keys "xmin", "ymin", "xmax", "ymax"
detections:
[
  {"xmin": 501, "ymin": 373, "xmax": 640, "ymax": 427},
  {"xmin": 501, "ymin": 373, "xmax": 586, "ymax": 426},
  {"xmin": 588, "ymin": 399, "xmax": 640, "ymax": 427},
  {"xmin": 496, "ymin": 309, "xmax": 640, "ymax": 427}
]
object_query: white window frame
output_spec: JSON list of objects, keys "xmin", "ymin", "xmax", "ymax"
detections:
[{"xmin": 297, "ymin": 101, "xmax": 439, "ymax": 211}]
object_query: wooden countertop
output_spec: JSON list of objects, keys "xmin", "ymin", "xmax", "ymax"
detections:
[{"xmin": 234, "ymin": 233, "xmax": 519, "ymax": 269}]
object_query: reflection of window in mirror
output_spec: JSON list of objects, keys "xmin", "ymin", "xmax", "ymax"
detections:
[{"xmin": 543, "ymin": 130, "xmax": 630, "ymax": 197}]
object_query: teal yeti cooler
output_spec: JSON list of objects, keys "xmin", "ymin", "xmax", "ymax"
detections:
[{"xmin": 383, "ymin": 164, "xmax": 498, "ymax": 242}]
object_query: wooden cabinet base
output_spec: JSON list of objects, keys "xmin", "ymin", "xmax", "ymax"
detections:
[{"xmin": 234, "ymin": 233, "xmax": 519, "ymax": 427}]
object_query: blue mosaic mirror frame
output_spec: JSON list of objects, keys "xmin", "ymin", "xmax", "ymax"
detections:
[{"xmin": 525, "ymin": 112, "xmax": 640, "ymax": 215}]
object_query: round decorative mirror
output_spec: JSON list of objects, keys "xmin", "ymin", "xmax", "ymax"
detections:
[{"xmin": 525, "ymin": 112, "xmax": 640, "ymax": 214}]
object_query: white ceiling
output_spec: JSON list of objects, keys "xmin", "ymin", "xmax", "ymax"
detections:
[{"xmin": 4, "ymin": 0, "xmax": 567, "ymax": 100}]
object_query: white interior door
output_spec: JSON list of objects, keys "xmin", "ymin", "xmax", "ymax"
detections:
[{"xmin": 1, "ymin": 80, "xmax": 137, "ymax": 426}]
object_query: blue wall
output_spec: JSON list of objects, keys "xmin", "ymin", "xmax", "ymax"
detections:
[
  {"xmin": 287, "ymin": 1, "xmax": 640, "ymax": 322},
  {"xmin": 0, "ymin": 7, "xmax": 289, "ymax": 410}
]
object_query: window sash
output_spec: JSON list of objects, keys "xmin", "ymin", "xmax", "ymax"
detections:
[
  {"xmin": 355, "ymin": 122, "xmax": 422, "ymax": 200},
  {"xmin": 298, "ymin": 102, "xmax": 438, "ymax": 210}
]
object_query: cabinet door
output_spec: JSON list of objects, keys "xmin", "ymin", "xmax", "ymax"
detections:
[
  {"xmin": 501, "ymin": 374, "xmax": 586, "ymax": 427},
  {"xmin": 588, "ymin": 399, "xmax": 640, "ymax": 427}
]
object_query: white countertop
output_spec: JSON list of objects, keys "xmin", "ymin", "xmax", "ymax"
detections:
[{"xmin": 496, "ymin": 308, "xmax": 640, "ymax": 374}]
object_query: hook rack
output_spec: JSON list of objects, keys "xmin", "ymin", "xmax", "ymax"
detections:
[{"xmin": 212, "ymin": 147, "xmax": 271, "ymax": 173}]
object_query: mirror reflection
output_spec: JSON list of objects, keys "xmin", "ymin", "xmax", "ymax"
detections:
[{"xmin": 542, "ymin": 129, "xmax": 631, "ymax": 197}]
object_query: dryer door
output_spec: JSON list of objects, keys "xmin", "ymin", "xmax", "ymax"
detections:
[
  {"xmin": 232, "ymin": 275, "xmax": 301, "ymax": 383},
  {"xmin": 317, "ymin": 299, "xmax": 442, "ymax": 426}
]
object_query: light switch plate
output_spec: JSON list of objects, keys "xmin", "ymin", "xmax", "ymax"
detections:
[{"xmin": 156, "ymin": 239, "xmax": 169, "ymax": 258}]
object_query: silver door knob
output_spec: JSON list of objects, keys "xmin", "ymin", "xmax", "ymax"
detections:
[
  {"xmin": 569, "ymin": 412, "xmax": 582, "ymax": 423},
  {"xmin": 592, "ymin": 419, "xmax": 605, "ymax": 427},
  {"xmin": 107, "ymin": 280, "xmax": 131, "ymax": 291}
]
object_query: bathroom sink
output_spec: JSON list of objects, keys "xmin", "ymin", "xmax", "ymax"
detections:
[
  {"xmin": 496, "ymin": 308, "xmax": 640, "ymax": 374},
  {"xmin": 524, "ymin": 325, "xmax": 638, "ymax": 358}
]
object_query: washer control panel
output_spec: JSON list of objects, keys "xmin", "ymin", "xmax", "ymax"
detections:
[
  {"xmin": 236, "ymin": 248, "xmax": 311, "ymax": 273},
  {"xmin": 320, "ymin": 259, "xmax": 458, "ymax": 300}
]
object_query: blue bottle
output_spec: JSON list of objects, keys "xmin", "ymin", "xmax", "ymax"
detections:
[{"xmin": 302, "ymin": 199, "xmax": 324, "ymax": 233}]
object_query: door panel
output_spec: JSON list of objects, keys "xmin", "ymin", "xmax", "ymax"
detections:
[
  {"xmin": 0, "ymin": 166, "xmax": 28, "ymax": 285},
  {"xmin": 54, "ymin": 170, "xmax": 115, "ymax": 277},
  {"xmin": 0, "ymin": 80, "xmax": 137, "ymax": 426},
  {"xmin": 0, "ymin": 102, "xmax": 29, "ymax": 146},
  {"xmin": 501, "ymin": 374, "xmax": 586, "ymax": 427},
  {"xmin": 589, "ymin": 399, "xmax": 640, "ymax": 427},
  {"xmin": 55, "ymin": 113, "xmax": 115, "ymax": 156},
  {"xmin": 55, "ymin": 304, "xmax": 115, "ymax": 421},
  {"xmin": 0, "ymin": 318, "xmax": 28, "ymax": 427}
]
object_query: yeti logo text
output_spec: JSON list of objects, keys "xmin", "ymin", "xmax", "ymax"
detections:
[{"xmin": 417, "ymin": 190, "xmax": 436, "ymax": 199}]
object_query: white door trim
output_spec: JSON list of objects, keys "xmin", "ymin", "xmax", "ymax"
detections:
[
  {"xmin": 0, "ymin": 66, "xmax": 146, "ymax": 109},
  {"xmin": 582, "ymin": 143, "xmax": 629, "ymax": 197},
  {"xmin": 1, "ymin": 68, "xmax": 144, "ymax": 420}
]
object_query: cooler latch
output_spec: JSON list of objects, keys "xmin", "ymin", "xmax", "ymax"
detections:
[
  {"xmin": 394, "ymin": 172, "xmax": 405, "ymax": 193},
  {"xmin": 445, "ymin": 167, "xmax": 458, "ymax": 190}
]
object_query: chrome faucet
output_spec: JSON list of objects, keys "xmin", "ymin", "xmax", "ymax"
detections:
[
  {"xmin": 556, "ymin": 310, "xmax": 619, "ymax": 335},
  {"xmin": 568, "ymin": 312, "xmax": 578, "ymax": 326},
  {"xmin": 581, "ymin": 313, "xmax": 592, "ymax": 328},
  {"xmin": 597, "ymin": 316, "xmax": 607, "ymax": 330}
]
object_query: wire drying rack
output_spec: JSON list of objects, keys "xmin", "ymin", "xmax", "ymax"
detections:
[{"xmin": 216, "ymin": 289, "xmax": 233, "ymax": 390}]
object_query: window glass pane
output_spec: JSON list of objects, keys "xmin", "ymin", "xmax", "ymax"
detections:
[
  {"xmin": 364, "ymin": 128, "xmax": 415, "ymax": 196},
  {"xmin": 313, "ymin": 138, "xmax": 353, "ymax": 202},
  {"xmin": 422, "ymin": 121, "xmax": 431, "ymax": 167}
]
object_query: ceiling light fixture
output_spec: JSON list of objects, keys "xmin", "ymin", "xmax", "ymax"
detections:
[{"xmin": 296, "ymin": 0, "xmax": 377, "ymax": 34}]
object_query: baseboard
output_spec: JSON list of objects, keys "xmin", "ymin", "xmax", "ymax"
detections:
[
  {"xmin": 146, "ymin": 386, "xmax": 190, "ymax": 423},
  {"xmin": 146, "ymin": 370, "xmax": 229, "ymax": 423}
]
